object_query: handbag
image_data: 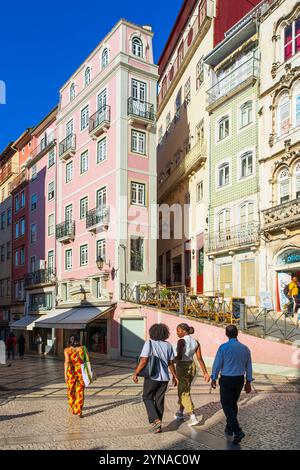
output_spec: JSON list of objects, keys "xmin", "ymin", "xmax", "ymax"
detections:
[
  {"xmin": 81, "ymin": 346, "xmax": 96, "ymax": 387},
  {"xmin": 137, "ymin": 340, "xmax": 160, "ymax": 379}
]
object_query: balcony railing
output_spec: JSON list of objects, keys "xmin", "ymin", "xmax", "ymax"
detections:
[
  {"xmin": 263, "ymin": 199, "xmax": 300, "ymax": 232},
  {"xmin": 207, "ymin": 56, "xmax": 259, "ymax": 106},
  {"xmin": 59, "ymin": 134, "xmax": 76, "ymax": 160},
  {"xmin": 56, "ymin": 220, "xmax": 75, "ymax": 242},
  {"xmin": 29, "ymin": 304, "xmax": 52, "ymax": 313},
  {"xmin": 128, "ymin": 98, "xmax": 155, "ymax": 123},
  {"xmin": 8, "ymin": 170, "xmax": 27, "ymax": 193},
  {"xmin": 89, "ymin": 106, "xmax": 111, "ymax": 137},
  {"xmin": 24, "ymin": 268, "xmax": 56, "ymax": 288},
  {"xmin": 0, "ymin": 162, "xmax": 19, "ymax": 185},
  {"xmin": 86, "ymin": 206, "xmax": 110, "ymax": 231},
  {"xmin": 206, "ymin": 223, "xmax": 260, "ymax": 253},
  {"xmin": 158, "ymin": 139, "xmax": 207, "ymax": 200},
  {"xmin": 30, "ymin": 131, "xmax": 56, "ymax": 161}
]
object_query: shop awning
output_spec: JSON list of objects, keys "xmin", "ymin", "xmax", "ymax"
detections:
[
  {"xmin": 35, "ymin": 306, "xmax": 112, "ymax": 330},
  {"xmin": 11, "ymin": 315, "xmax": 37, "ymax": 331}
]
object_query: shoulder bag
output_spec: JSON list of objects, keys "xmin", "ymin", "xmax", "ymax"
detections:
[{"xmin": 137, "ymin": 340, "xmax": 161, "ymax": 379}]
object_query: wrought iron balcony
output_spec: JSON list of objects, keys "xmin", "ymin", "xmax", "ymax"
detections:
[
  {"xmin": 262, "ymin": 199, "xmax": 300, "ymax": 233},
  {"xmin": 0, "ymin": 161, "xmax": 18, "ymax": 185},
  {"xmin": 24, "ymin": 268, "xmax": 56, "ymax": 288},
  {"xmin": 86, "ymin": 206, "xmax": 110, "ymax": 232},
  {"xmin": 128, "ymin": 97, "xmax": 155, "ymax": 125},
  {"xmin": 56, "ymin": 220, "xmax": 75, "ymax": 242},
  {"xmin": 59, "ymin": 134, "xmax": 76, "ymax": 161},
  {"xmin": 30, "ymin": 132, "xmax": 56, "ymax": 162},
  {"xmin": 158, "ymin": 139, "xmax": 207, "ymax": 201},
  {"xmin": 206, "ymin": 223, "xmax": 260, "ymax": 254},
  {"xmin": 207, "ymin": 56, "xmax": 259, "ymax": 107},
  {"xmin": 89, "ymin": 106, "xmax": 111, "ymax": 138},
  {"xmin": 29, "ymin": 304, "xmax": 53, "ymax": 314},
  {"xmin": 8, "ymin": 170, "xmax": 27, "ymax": 193}
]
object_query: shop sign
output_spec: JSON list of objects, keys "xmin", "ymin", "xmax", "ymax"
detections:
[
  {"xmin": 277, "ymin": 250, "xmax": 300, "ymax": 266},
  {"xmin": 259, "ymin": 292, "xmax": 273, "ymax": 310}
]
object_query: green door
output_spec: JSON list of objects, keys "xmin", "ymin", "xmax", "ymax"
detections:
[{"xmin": 121, "ymin": 319, "xmax": 145, "ymax": 358}]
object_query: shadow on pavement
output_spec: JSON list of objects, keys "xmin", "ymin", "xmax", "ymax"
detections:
[{"xmin": 0, "ymin": 411, "xmax": 43, "ymax": 422}]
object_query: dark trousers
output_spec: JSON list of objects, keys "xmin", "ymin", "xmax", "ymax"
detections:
[
  {"xmin": 220, "ymin": 376, "xmax": 244, "ymax": 434},
  {"xmin": 7, "ymin": 346, "xmax": 15, "ymax": 360},
  {"xmin": 142, "ymin": 378, "xmax": 168, "ymax": 424}
]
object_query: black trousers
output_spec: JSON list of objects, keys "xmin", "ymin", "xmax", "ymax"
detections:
[
  {"xmin": 220, "ymin": 375, "xmax": 244, "ymax": 434},
  {"xmin": 142, "ymin": 378, "xmax": 168, "ymax": 424},
  {"xmin": 7, "ymin": 346, "xmax": 15, "ymax": 360}
]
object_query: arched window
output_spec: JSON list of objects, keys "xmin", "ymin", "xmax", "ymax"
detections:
[
  {"xmin": 218, "ymin": 209, "xmax": 231, "ymax": 233},
  {"xmin": 132, "ymin": 37, "xmax": 143, "ymax": 57},
  {"xmin": 218, "ymin": 163, "xmax": 230, "ymax": 188},
  {"xmin": 240, "ymin": 151, "xmax": 253, "ymax": 178},
  {"xmin": 240, "ymin": 101, "xmax": 253, "ymax": 128},
  {"xmin": 294, "ymin": 162, "xmax": 300, "ymax": 198},
  {"xmin": 284, "ymin": 16, "xmax": 300, "ymax": 62},
  {"xmin": 293, "ymin": 82, "xmax": 300, "ymax": 127},
  {"xmin": 240, "ymin": 201, "xmax": 254, "ymax": 226},
  {"xmin": 277, "ymin": 93, "xmax": 290, "ymax": 136},
  {"xmin": 102, "ymin": 48, "xmax": 109, "ymax": 69},
  {"xmin": 218, "ymin": 116, "xmax": 229, "ymax": 141},
  {"xmin": 84, "ymin": 67, "xmax": 91, "ymax": 87},
  {"xmin": 70, "ymin": 83, "xmax": 75, "ymax": 102},
  {"xmin": 278, "ymin": 168, "xmax": 289, "ymax": 204}
]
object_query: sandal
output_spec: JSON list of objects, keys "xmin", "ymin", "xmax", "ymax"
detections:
[{"xmin": 149, "ymin": 420, "xmax": 162, "ymax": 433}]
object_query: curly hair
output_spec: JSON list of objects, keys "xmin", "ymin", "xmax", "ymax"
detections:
[{"xmin": 149, "ymin": 323, "xmax": 170, "ymax": 341}]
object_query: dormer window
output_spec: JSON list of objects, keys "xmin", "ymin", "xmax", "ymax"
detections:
[
  {"xmin": 132, "ymin": 37, "xmax": 143, "ymax": 57},
  {"xmin": 102, "ymin": 48, "xmax": 109, "ymax": 69},
  {"xmin": 84, "ymin": 67, "xmax": 91, "ymax": 87}
]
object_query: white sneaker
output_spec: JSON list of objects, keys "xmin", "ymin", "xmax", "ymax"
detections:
[
  {"xmin": 187, "ymin": 414, "xmax": 200, "ymax": 426},
  {"xmin": 174, "ymin": 411, "xmax": 184, "ymax": 420}
]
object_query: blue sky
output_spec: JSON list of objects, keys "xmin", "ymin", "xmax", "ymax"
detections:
[{"xmin": 0, "ymin": 0, "xmax": 183, "ymax": 151}]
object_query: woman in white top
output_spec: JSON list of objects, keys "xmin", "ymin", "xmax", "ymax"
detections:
[{"xmin": 175, "ymin": 323, "xmax": 210, "ymax": 426}]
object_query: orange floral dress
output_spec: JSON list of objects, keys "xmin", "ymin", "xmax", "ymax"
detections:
[{"xmin": 66, "ymin": 347, "xmax": 85, "ymax": 415}]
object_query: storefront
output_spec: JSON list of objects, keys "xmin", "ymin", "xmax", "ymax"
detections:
[{"xmin": 275, "ymin": 248, "xmax": 300, "ymax": 311}]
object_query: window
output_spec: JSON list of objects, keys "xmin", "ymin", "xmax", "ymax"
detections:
[
  {"xmin": 80, "ymin": 197, "xmax": 88, "ymax": 219},
  {"xmin": 218, "ymin": 116, "xmax": 229, "ymax": 141},
  {"xmin": 174, "ymin": 88, "xmax": 182, "ymax": 121},
  {"xmin": 30, "ymin": 223, "xmax": 37, "ymax": 244},
  {"xmin": 196, "ymin": 181, "xmax": 203, "ymax": 202},
  {"xmin": 80, "ymin": 244, "xmax": 88, "ymax": 266},
  {"xmin": 218, "ymin": 163, "xmax": 230, "ymax": 187},
  {"xmin": 240, "ymin": 260, "xmax": 255, "ymax": 297},
  {"xmin": 1, "ymin": 188, "xmax": 5, "ymax": 202},
  {"xmin": 131, "ymin": 130, "xmax": 146, "ymax": 155},
  {"xmin": 184, "ymin": 77, "xmax": 191, "ymax": 106},
  {"xmin": 293, "ymin": 83, "xmax": 300, "ymax": 127},
  {"xmin": 15, "ymin": 250, "xmax": 19, "ymax": 267},
  {"xmin": 0, "ymin": 212, "xmax": 4, "ymax": 230},
  {"xmin": 20, "ymin": 191, "xmax": 25, "ymax": 208},
  {"xmin": 6, "ymin": 241, "xmax": 11, "ymax": 260},
  {"xmin": 65, "ymin": 204, "xmax": 73, "ymax": 222},
  {"xmin": 66, "ymin": 119, "xmax": 74, "ymax": 136},
  {"xmin": 102, "ymin": 48, "xmax": 109, "ymax": 68},
  {"xmin": 278, "ymin": 168, "xmax": 289, "ymax": 204},
  {"xmin": 31, "ymin": 194, "xmax": 37, "ymax": 211},
  {"xmin": 240, "ymin": 151, "xmax": 253, "ymax": 178},
  {"xmin": 97, "ymin": 137, "xmax": 107, "ymax": 163},
  {"xmin": 65, "ymin": 249, "xmax": 72, "ymax": 271},
  {"xmin": 81, "ymin": 105, "xmax": 89, "ymax": 130},
  {"xmin": 97, "ymin": 239, "xmax": 106, "ymax": 262},
  {"xmin": 130, "ymin": 236, "xmax": 144, "ymax": 272},
  {"xmin": 70, "ymin": 83, "xmax": 76, "ymax": 101},
  {"xmin": 295, "ymin": 162, "xmax": 300, "ymax": 198},
  {"xmin": 220, "ymin": 264, "xmax": 232, "ymax": 297},
  {"xmin": 48, "ymin": 250, "xmax": 54, "ymax": 273},
  {"xmin": 48, "ymin": 147, "xmax": 55, "ymax": 167},
  {"xmin": 80, "ymin": 150, "xmax": 89, "ymax": 174},
  {"xmin": 96, "ymin": 187, "xmax": 107, "ymax": 208},
  {"xmin": 15, "ymin": 222, "xmax": 19, "ymax": 239},
  {"xmin": 284, "ymin": 16, "xmax": 300, "ymax": 62},
  {"xmin": 240, "ymin": 201, "xmax": 254, "ymax": 225},
  {"xmin": 48, "ymin": 214, "xmax": 55, "ymax": 236},
  {"xmin": 48, "ymin": 181, "xmax": 55, "ymax": 200},
  {"xmin": 20, "ymin": 246, "xmax": 25, "ymax": 265},
  {"xmin": 132, "ymin": 79, "xmax": 147, "ymax": 102},
  {"xmin": 20, "ymin": 218, "xmax": 25, "ymax": 236},
  {"xmin": 166, "ymin": 113, "xmax": 171, "ymax": 134},
  {"xmin": 15, "ymin": 194, "xmax": 20, "ymax": 212},
  {"xmin": 196, "ymin": 57, "xmax": 204, "ymax": 89},
  {"xmin": 158, "ymin": 126, "xmax": 163, "ymax": 144},
  {"xmin": 84, "ymin": 67, "xmax": 91, "ymax": 87},
  {"xmin": 132, "ymin": 37, "xmax": 143, "ymax": 57},
  {"xmin": 31, "ymin": 164, "xmax": 37, "ymax": 180},
  {"xmin": 218, "ymin": 209, "xmax": 231, "ymax": 232},
  {"xmin": 277, "ymin": 93, "xmax": 290, "ymax": 136},
  {"xmin": 177, "ymin": 41, "xmax": 184, "ymax": 67},
  {"xmin": 240, "ymin": 101, "xmax": 253, "ymax": 128},
  {"xmin": 30, "ymin": 256, "xmax": 36, "ymax": 273},
  {"xmin": 131, "ymin": 182, "xmax": 146, "ymax": 206},
  {"xmin": 7, "ymin": 208, "xmax": 12, "ymax": 226},
  {"xmin": 66, "ymin": 161, "xmax": 73, "ymax": 183},
  {"xmin": 0, "ymin": 245, "xmax": 4, "ymax": 262}
]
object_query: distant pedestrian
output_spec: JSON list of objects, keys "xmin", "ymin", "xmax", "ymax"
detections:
[
  {"xmin": 18, "ymin": 334, "xmax": 26, "ymax": 359},
  {"xmin": 133, "ymin": 323, "xmax": 178, "ymax": 434},
  {"xmin": 35, "ymin": 334, "xmax": 43, "ymax": 355},
  {"xmin": 174, "ymin": 323, "xmax": 210, "ymax": 426},
  {"xmin": 6, "ymin": 332, "xmax": 17, "ymax": 360},
  {"xmin": 211, "ymin": 325, "xmax": 253, "ymax": 445},
  {"xmin": 64, "ymin": 335, "xmax": 90, "ymax": 417},
  {"xmin": 285, "ymin": 276, "xmax": 299, "ymax": 316}
]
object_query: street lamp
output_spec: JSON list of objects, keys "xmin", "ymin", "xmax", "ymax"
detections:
[{"xmin": 96, "ymin": 257, "xmax": 104, "ymax": 270}]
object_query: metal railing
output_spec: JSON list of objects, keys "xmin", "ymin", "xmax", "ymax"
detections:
[
  {"xmin": 29, "ymin": 304, "xmax": 52, "ymax": 313},
  {"xmin": 206, "ymin": 222, "xmax": 260, "ymax": 253},
  {"xmin": 86, "ymin": 206, "xmax": 110, "ymax": 229},
  {"xmin": 59, "ymin": 133, "xmax": 76, "ymax": 158},
  {"xmin": 30, "ymin": 131, "xmax": 56, "ymax": 160},
  {"xmin": 246, "ymin": 306, "xmax": 300, "ymax": 341},
  {"xmin": 8, "ymin": 170, "xmax": 27, "ymax": 193},
  {"xmin": 207, "ymin": 56, "xmax": 259, "ymax": 105},
  {"xmin": 56, "ymin": 220, "xmax": 75, "ymax": 240},
  {"xmin": 262, "ymin": 198, "xmax": 300, "ymax": 231},
  {"xmin": 0, "ymin": 161, "xmax": 18, "ymax": 185},
  {"xmin": 24, "ymin": 268, "xmax": 56, "ymax": 287},
  {"xmin": 89, "ymin": 106, "xmax": 111, "ymax": 132},
  {"xmin": 128, "ymin": 97, "xmax": 155, "ymax": 122}
]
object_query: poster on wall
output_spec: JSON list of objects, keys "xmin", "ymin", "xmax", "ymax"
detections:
[{"xmin": 278, "ymin": 272, "xmax": 292, "ymax": 311}]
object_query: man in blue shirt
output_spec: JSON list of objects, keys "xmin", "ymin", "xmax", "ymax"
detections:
[{"xmin": 211, "ymin": 324, "xmax": 253, "ymax": 444}]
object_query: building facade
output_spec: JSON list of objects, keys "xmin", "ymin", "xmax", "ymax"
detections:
[{"xmin": 258, "ymin": 0, "xmax": 300, "ymax": 311}]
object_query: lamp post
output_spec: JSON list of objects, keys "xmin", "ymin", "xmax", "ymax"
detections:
[{"xmin": 120, "ymin": 244, "xmax": 127, "ymax": 300}]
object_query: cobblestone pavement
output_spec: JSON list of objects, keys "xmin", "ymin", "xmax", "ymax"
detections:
[{"xmin": 0, "ymin": 355, "xmax": 299, "ymax": 450}]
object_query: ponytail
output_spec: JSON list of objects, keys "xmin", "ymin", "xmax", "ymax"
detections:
[{"xmin": 178, "ymin": 323, "xmax": 194, "ymax": 335}]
